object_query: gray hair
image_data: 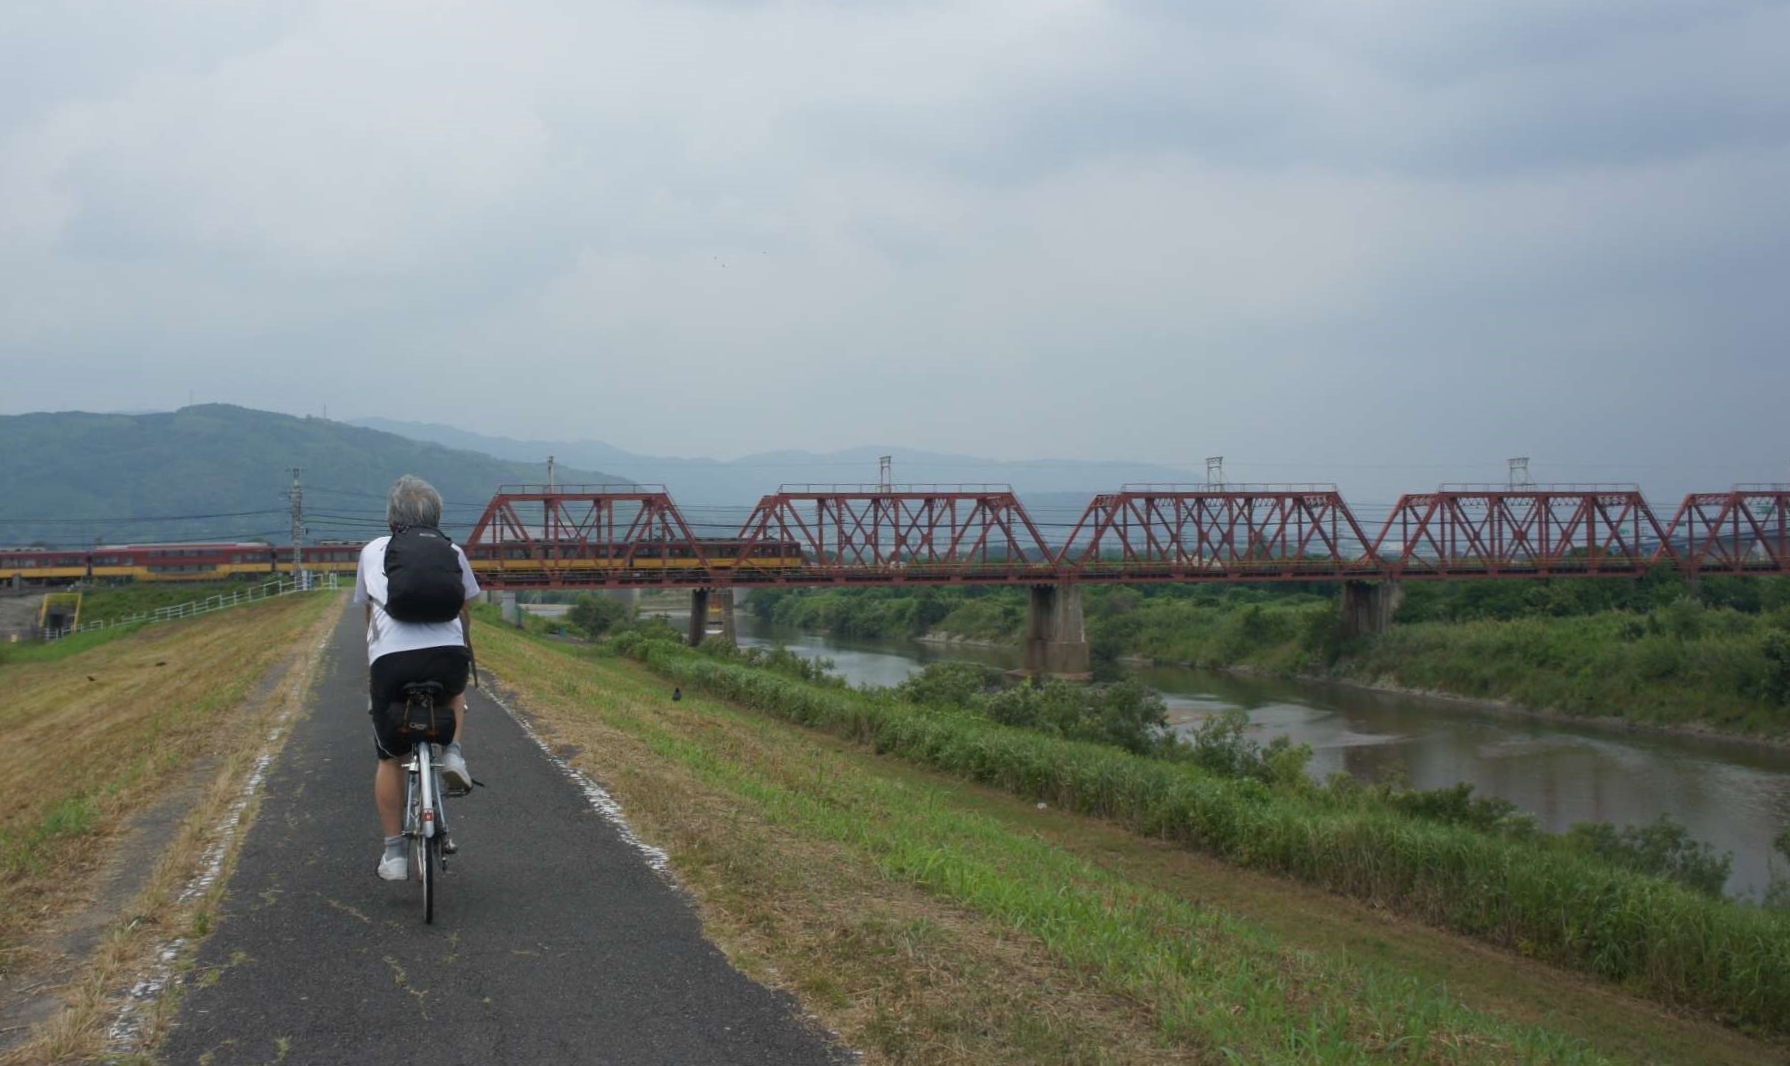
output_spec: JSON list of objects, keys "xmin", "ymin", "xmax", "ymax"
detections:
[{"xmin": 387, "ymin": 475, "xmax": 444, "ymax": 530}]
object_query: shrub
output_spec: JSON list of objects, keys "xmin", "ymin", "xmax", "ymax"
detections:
[
  {"xmin": 1380, "ymin": 782, "xmax": 1535, "ymax": 836},
  {"xmin": 1767, "ymin": 827, "xmax": 1790, "ymax": 911},
  {"xmin": 898, "ymin": 664, "xmax": 1171, "ymax": 756},
  {"xmin": 895, "ymin": 661, "xmax": 1004, "ymax": 706},
  {"xmin": 568, "ymin": 594, "xmax": 633, "ymax": 638},
  {"xmin": 1565, "ymin": 816, "xmax": 1733, "ymax": 898},
  {"xmin": 1762, "ymin": 632, "xmax": 1790, "ymax": 707}
]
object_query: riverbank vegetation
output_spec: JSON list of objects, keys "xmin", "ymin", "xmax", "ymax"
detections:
[
  {"xmin": 474, "ymin": 621, "xmax": 1790, "ymax": 1063},
  {"xmin": 594, "ymin": 623, "xmax": 1790, "ymax": 1034},
  {"xmin": 745, "ymin": 572, "xmax": 1790, "ymax": 734}
]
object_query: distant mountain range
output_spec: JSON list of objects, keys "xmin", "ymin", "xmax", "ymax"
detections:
[
  {"xmin": 350, "ymin": 418, "xmax": 1202, "ymax": 508},
  {"xmin": 0, "ymin": 404, "xmax": 1200, "ymax": 548},
  {"xmin": 0, "ymin": 405, "xmax": 626, "ymax": 545}
]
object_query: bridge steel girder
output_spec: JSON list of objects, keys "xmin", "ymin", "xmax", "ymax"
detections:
[
  {"xmin": 1658, "ymin": 487, "xmax": 1790, "ymax": 576},
  {"xmin": 1056, "ymin": 487, "xmax": 1378, "ymax": 583},
  {"xmin": 441, "ymin": 484, "xmax": 1790, "ymax": 591},
  {"xmin": 1371, "ymin": 488, "xmax": 1672, "ymax": 579},
  {"xmin": 730, "ymin": 486, "xmax": 1059, "ymax": 586},
  {"xmin": 464, "ymin": 485, "xmax": 715, "ymax": 590}
]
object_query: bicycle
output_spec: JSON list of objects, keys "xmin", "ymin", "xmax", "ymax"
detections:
[{"xmin": 393, "ymin": 681, "xmax": 469, "ymax": 924}]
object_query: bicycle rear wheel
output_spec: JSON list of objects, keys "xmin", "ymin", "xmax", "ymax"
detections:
[{"xmin": 422, "ymin": 834, "xmax": 438, "ymax": 924}]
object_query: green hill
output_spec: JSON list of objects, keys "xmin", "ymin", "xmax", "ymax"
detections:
[{"xmin": 0, "ymin": 405, "xmax": 628, "ymax": 546}]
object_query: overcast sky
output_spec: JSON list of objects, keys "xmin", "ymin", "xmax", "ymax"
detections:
[{"xmin": 2, "ymin": 0, "xmax": 1786, "ymax": 497}]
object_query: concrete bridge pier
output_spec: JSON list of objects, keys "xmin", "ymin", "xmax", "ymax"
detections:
[
  {"xmin": 494, "ymin": 591, "xmax": 521, "ymax": 627},
  {"xmin": 719, "ymin": 589, "xmax": 738, "ymax": 644},
  {"xmin": 688, "ymin": 588, "xmax": 710, "ymax": 647},
  {"xmin": 1025, "ymin": 584, "xmax": 1091, "ymax": 680},
  {"xmin": 1341, "ymin": 580, "xmax": 1404, "ymax": 639}
]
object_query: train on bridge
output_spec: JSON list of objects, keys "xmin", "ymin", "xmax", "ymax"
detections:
[
  {"xmin": 4, "ymin": 482, "xmax": 1786, "ymax": 590},
  {"xmin": 0, "ymin": 538, "xmax": 809, "ymax": 587}
]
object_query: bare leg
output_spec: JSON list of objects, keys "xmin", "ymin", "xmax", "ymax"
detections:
[
  {"xmin": 375, "ymin": 759, "xmax": 404, "ymax": 837},
  {"xmin": 451, "ymin": 692, "xmax": 466, "ymax": 744}
]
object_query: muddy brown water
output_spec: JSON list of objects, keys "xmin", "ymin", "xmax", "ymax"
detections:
[{"xmin": 734, "ymin": 615, "xmax": 1790, "ymax": 901}]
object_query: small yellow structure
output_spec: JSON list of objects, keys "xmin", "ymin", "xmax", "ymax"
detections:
[{"xmin": 38, "ymin": 592, "xmax": 83, "ymax": 637}]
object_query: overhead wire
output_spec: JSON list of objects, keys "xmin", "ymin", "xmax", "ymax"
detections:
[{"xmin": 0, "ymin": 509, "xmax": 286, "ymax": 525}]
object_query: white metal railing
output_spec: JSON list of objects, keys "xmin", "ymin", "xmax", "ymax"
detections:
[{"xmin": 42, "ymin": 573, "xmax": 340, "ymax": 641}]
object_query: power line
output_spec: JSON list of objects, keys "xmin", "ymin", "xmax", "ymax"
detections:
[{"xmin": 0, "ymin": 509, "xmax": 285, "ymax": 525}]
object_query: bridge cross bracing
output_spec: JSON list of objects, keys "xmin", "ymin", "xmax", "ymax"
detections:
[{"xmin": 460, "ymin": 483, "xmax": 1790, "ymax": 590}]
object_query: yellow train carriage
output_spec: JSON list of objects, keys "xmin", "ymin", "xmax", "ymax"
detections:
[
  {"xmin": 464, "ymin": 540, "xmax": 804, "ymax": 577},
  {"xmin": 0, "ymin": 550, "xmax": 90, "ymax": 583},
  {"xmin": 300, "ymin": 543, "xmax": 363, "ymax": 575}
]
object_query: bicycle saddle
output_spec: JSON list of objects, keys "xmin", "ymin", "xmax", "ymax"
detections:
[{"xmin": 400, "ymin": 681, "xmax": 447, "ymax": 698}]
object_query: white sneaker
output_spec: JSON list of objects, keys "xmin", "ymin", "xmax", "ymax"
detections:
[
  {"xmin": 440, "ymin": 747, "xmax": 472, "ymax": 792},
  {"xmin": 377, "ymin": 852, "xmax": 408, "ymax": 881}
]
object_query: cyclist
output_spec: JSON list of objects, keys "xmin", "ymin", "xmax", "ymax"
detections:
[{"xmin": 353, "ymin": 475, "xmax": 481, "ymax": 881}]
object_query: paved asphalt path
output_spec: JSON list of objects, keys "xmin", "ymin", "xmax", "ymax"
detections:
[{"xmin": 158, "ymin": 607, "xmax": 848, "ymax": 1065}]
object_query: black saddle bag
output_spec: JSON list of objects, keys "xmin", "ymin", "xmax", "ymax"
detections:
[{"xmin": 380, "ymin": 687, "xmax": 455, "ymax": 748}]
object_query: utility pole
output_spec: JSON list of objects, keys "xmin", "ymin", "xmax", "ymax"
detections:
[
  {"xmin": 545, "ymin": 456, "xmax": 557, "ymax": 543},
  {"xmin": 289, "ymin": 467, "xmax": 305, "ymax": 588}
]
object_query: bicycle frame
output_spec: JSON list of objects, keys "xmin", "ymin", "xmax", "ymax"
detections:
[{"xmin": 407, "ymin": 744, "xmax": 438, "ymax": 839}]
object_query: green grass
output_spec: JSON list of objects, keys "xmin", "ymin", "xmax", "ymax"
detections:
[
  {"xmin": 617, "ymin": 632, "xmax": 1790, "ymax": 1035},
  {"xmin": 76, "ymin": 581, "xmax": 280, "ymax": 626},
  {"xmin": 0, "ymin": 623, "xmax": 144, "ymax": 664},
  {"xmin": 0, "ymin": 796, "xmax": 99, "ymax": 879}
]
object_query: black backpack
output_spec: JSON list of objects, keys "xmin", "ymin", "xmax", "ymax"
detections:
[{"xmin": 382, "ymin": 527, "xmax": 466, "ymax": 623}]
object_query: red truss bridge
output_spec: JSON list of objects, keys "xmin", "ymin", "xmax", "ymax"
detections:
[{"xmin": 458, "ymin": 482, "xmax": 1790, "ymax": 590}]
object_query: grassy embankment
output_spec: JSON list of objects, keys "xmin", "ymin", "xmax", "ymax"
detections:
[
  {"xmin": 0, "ymin": 582, "xmax": 326, "ymax": 667},
  {"xmin": 749, "ymin": 573, "xmax": 1790, "ymax": 735},
  {"xmin": 473, "ymin": 621, "xmax": 1790, "ymax": 1064},
  {"xmin": 73, "ymin": 578, "xmax": 340, "ymax": 628},
  {"xmin": 636, "ymin": 626, "xmax": 1790, "ymax": 1031},
  {"xmin": 0, "ymin": 592, "xmax": 337, "ymax": 1064}
]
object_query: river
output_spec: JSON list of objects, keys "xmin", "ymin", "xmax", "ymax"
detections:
[{"xmin": 729, "ymin": 614, "xmax": 1790, "ymax": 900}]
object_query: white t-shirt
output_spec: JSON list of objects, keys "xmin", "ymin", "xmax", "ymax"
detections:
[{"xmin": 352, "ymin": 535, "xmax": 482, "ymax": 664}]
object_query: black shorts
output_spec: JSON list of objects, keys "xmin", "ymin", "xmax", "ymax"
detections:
[{"xmin": 370, "ymin": 646, "xmax": 470, "ymax": 760}]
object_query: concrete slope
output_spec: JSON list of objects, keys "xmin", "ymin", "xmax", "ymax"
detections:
[
  {"xmin": 158, "ymin": 608, "xmax": 847, "ymax": 1066},
  {"xmin": 0, "ymin": 592, "xmax": 44, "ymax": 642}
]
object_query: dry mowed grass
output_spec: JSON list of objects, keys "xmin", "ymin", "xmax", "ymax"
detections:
[{"xmin": 0, "ymin": 593, "xmax": 333, "ymax": 956}]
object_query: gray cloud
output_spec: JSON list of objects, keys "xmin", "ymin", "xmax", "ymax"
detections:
[{"xmin": 2, "ymin": 0, "xmax": 1786, "ymax": 501}]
